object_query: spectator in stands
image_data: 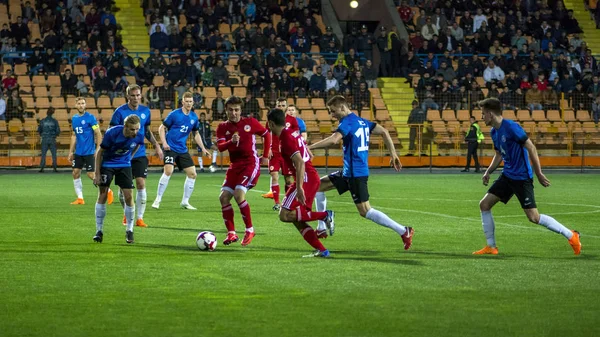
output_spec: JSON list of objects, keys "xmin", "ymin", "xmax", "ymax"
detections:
[
  {"xmin": 158, "ymin": 80, "xmax": 175, "ymax": 113},
  {"xmin": 76, "ymin": 75, "xmax": 88, "ymax": 97},
  {"xmin": 150, "ymin": 26, "xmax": 169, "ymax": 52},
  {"xmin": 354, "ymin": 82, "xmax": 371, "ymax": 116},
  {"xmin": 247, "ymin": 69, "xmax": 264, "ymax": 96},
  {"xmin": 147, "ymin": 49, "xmax": 167, "ymax": 75},
  {"xmin": 483, "ymin": 60, "xmax": 505, "ymax": 87},
  {"xmin": 143, "ymin": 84, "xmax": 159, "ymax": 109},
  {"xmin": 212, "ymin": 59, "xmax": 230, "ymax": 88},
  {"xmin": 543, "ymin": 84, "xmax": 560, "ymax": 110},
  {"xmin": 21, "ymin": 1, "xmax": 36, "ymax": 24},
  {"xmin": 113, "ymin": 76, "xmax": 128, "ymax": 98},
  {"xmin": 279, "ymin": 72, "xmax": 294, "ymax": 97},
  {"xmin": 244, "ymin": 0, "xmax": 257, "ymax": 23},
  {"xmin": 2, "ymin": 70, "xmax": 17, "ymax": 92},
  {"xmin": 294, "ymin": 69, "xmax": 309, "ymax": 97},
  {"xmin": 85, "ymin": 7, "xmax": 101, "ymax": 27},
  {"xmin": 183, "ymin": 59, "xmax": 199, "ymax": 88},
  {"xmin": 421, "ymin": 17, "xmax": 438, "ymax": 41},
  {"xmin": 309, "ymin": 67, "xmax": 326, "ymax": 98},
  {"xmin": 325, "ymin": 70, "xmax": 339, "ymax": 92},
  {"xmin": 108, "ymin": 60, "xmax": 125, "ymax": 83},
  {"xmin": 242, "ymin": 93, "xmax": 260, "ymax": 118},
  {"xmin": 60, "ymin": 69, "xmax": 78, "ymax": 96},
  {"xmin": 290, "ymin": 27, "xmax": 311, "ymax": 53},
  {"xmin": 38, "ymin": 107, "xmax": 60, "ymax": 173},
  {"xmin": 562, "ymin": 10, "xmax": 582, "ymax": 34},
  {"xmin": 211, "ymin": 90, "xmax": 226, "ymax": 120},
  {"xmin": 320, "ymin": 26, "xmax": 340, "ymax": 51},
  {"xmin": 0, "ymin": 92, "xmax": 5, "ymax": 120},
  {"xmin": 93, "ymin": 69, "xmax": 113, "ymax": 101},
  {"xmin": 592, "ymin": 96, "xmax": 600, "ymax": 124},
  {"xmin": 363, "ymin": 60, "xmax": 378, "ymax": 88},
  {"xmin": 407, "ymin": 100, "xmax": 425, "ymax": 153},
  {"xmin": 526, "ymin": 82, "xmax": 544, "ymax": 110},
  {"xmin": 436, "ymin": 61, "xmax": 456, "ymax": 83},
  {"xmin": 264, "ymin": 82, "xmax": 280, "ymax": 107}
]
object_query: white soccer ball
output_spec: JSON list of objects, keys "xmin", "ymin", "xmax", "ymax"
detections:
[
  {"xmin": 209, "ymin": 165, "xmax": 217, "ymax": 173},
  {"xmin": 196, "ymin": 231, "xmax": 217, "ymax": 251}
]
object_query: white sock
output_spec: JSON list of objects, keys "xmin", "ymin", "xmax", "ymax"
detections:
[
  {"xmin": 538, "ymin": 214, "xmax": 573, "ymax": 239},
  {"xmin": 212, "ymin": 151, "xmax": 218, "ymax": 164},
  {"xmin": 74, "ymin": 178, "xmax": 83, "ymax": 199},
  {"xmin": 125, "ymin": 205, "xmax": 135, "ymax": 231},
  {"xmin": 246, "ymin": 226, "xmax": 254, "ymax": 233},
  {"xmin": 316, "ymin": 192, "xmax": 327, "ymax": 231},
  {"xmin": 95, "ymin": 203, "xmax": 106, "ymax": 232},
  {"xmin": 156, "ymin": 173, "xmax": 171, "ymax": 202},
  {"xmin": 182, "ymin": 177, "xmax": 195, "ymax": 204},
  {"xmin": 136, "ymin": 189, "xmax": 146, "ymax": 220},
  {"xmin": 481, "ymin": 210, "xmax": 496, "ymax": 247},
  {"xmin": 118, "ymin": 189, "xmax": 125, "ymax": 209},
  {"xmin": 365, "ymin": 208, "xmax": 407, "ymax": 236},
  {"xmin": 198, "ymin": 157, "xmax": 204, "ymax": 169}
]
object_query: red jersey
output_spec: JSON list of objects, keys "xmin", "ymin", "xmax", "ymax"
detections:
[
  {"xmin": 216, "ymin": 117, "xmax": 270, "ymax": 165},
  {"xmin": 279, "ymin": 127, "xmax": 316, "ymax": 179},
  {"xmin": 268, "ymin": 115, "xmax": 300, "ymax": 156}
]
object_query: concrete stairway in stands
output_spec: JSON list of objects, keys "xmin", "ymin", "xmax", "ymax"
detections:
[{"xmin": 114, "ymin": 0, "xmax": 149, "ymax": 53}]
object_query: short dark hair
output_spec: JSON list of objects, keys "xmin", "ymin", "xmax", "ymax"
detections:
[
  {"xmin": 267, "ymin": 108, "xmax": 286, "ymax": 126},
  {"xmin": 478, "ymin": 98, "xmax": 502, "ymax": 115},
  {"xmin": 225, "ymin": 95, "xmax": 243, "ymax": 107}
]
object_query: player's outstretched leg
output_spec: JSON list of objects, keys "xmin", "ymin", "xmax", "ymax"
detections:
[
  {"xmin": 220, "ymin": 190, "xmax": 239, "ymax": 245},
  {"xmin": 238, "ymin": 199, "xmax": 255, "ymax": 246},
  {"xmin": 72, "ymin": 177, "xmax": 85, "ymax": 205},
  {"xmin": 532, "ymin": 211, "xmax": 582, "ymax": 255},
  {"xmin": 153, "ymin": 171, "xmax": 171, "ymax": 209},
  {"xmin": 360, "ymin": 204, "xmax": 413, "ymax": 250},
  {"xmin": 474, "ymin": 194, "xmax": 500, "ymax": 255},
  {"xmin": 315, "ymin": 191, "xmax": 328, "ymax": 238},
  {"xmin": 294, "ymin": 223, "xmax": 330, "ymax": 258},
  {"xmin": 181, "ymin": 167, "xmax": 197, "ymax": 210}
]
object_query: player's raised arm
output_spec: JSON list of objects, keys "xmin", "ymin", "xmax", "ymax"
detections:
[
  {"xmin": 371, "ymin": 124, "xmax": 402, "ymax": 171},
  {"xmin": 524, "ymin": 139, "xmax": 550, "ymax": 187},
  {"xmin": 309, "ymin": 132, "xmax": 343, "ymax": 150}
]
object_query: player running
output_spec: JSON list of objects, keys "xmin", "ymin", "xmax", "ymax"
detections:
[
  {"xmin": 152, "ymin": 92, "xmax": 211, "ymax": 210},
  {"xmin": 310, "ymin": 96, "xmax": 414, "ymax": 250},
  {"xmin": 473, "ymin": 98, "xmax": 581, "ymax": 255},
  {"xmin": 267, "ymin": 108, "xmax": 334, "ymax": 258},
  {"xmin": 93, "ymin": 115, "xmax": 145, "ymax": 244},
  {"xmin": 262, "ymin": 98, "xmax": 301, "ymax": 210},
  {"xmin": 216, "ymin": 96, "xmax": 271, "ymax": 246},
  {"xmin": 68, "ymin": 97, "xmax": 113, "ymax": 205},
  {"xmin": 110, "ymin": 84, "xmax": 164, "ymax": 228}
]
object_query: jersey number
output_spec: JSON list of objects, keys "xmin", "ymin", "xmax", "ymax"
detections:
[
  {"xmin": 297, "ymin": 139, "xmax": 310, "ymax": 161},
  {"xmin": 75, "ymin": 127, "xmax": 84, "ymax": 134},
  {"xmin": 180, "ymin": 125, "xmax": 189, "ymax": 133},
  {"xmin": 354, "ymin": 127, "xmax": 370, "ymax": 152}
]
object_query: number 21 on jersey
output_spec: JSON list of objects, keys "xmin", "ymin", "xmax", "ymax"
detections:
[{"xmin": 354, "ymin": 126, "xmax": 370, "ymax": 152}]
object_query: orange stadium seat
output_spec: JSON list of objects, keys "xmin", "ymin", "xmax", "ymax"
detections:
[
  {"xmin": 516, "ymin": 110, "xmax": 532, "ymax": 122},
  {"xmin": 531, "ymin": 110, "xmax": 546, "ymax": 122},
  {"xmin": 441, "ymin": 110, "xmax": 456, "ymax": 121},
  {"xmin": 426, "ymin": 110, "xmax": 441, "ymax": 121}
]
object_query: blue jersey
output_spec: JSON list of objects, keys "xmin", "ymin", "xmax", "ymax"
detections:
[
  {"xmin": 491, "ymin": 119, "xmax": 533, "ymax": 180},
  {"xmin": 110, "ymin": 104, "xmax": 151, "ymax": 158},
  {"xmin": 163, "ymin": 109, "xmax": 199, "ymax": 153},
  {"xmin": 296, "ymin": 117, "xmax": 307, "ymax": 133},
  {"xmin": 336, "ymin": 113, "xmax": 376, "ymax": 178},
  {"xmin": 100, "ymin": 125, "xmax": 145, "ymax": 168},
  {"xmin": 71, "ymin": 112, "xmax": 99, "ymax": 156}
]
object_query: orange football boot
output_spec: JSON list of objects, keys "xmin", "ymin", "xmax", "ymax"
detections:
[
  {"xmin": 70, "ymin": 198, "xmax": 85, "ymax": 205},
  {"xmin": 107, "ymin": 189, "xmax": 114, "ymax": 205},
  {"xmin": 569, "ymin": 230, "xmax": 581, "ymax": 255},
  {"xmin": 262, "ymin": 191, "xmax": 274, "ymax": 199},
  {"xmin": 241, "ymin": 231, "xmax": 256, "ymax": 246},
  {"xmin": 136, "ymin": 219, "xmax": 148, "ymax": 228},
  {"xmin": 473, "ymin": 246, "xmax": 499, "ymax": 255}
]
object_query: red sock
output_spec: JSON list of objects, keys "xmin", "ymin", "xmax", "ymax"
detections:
[
  {"xmin": 238, "ymin": 200, "xmax": 253, "ymax": 229},
  {"xmin": 272, "ymin": 184, "xmax": 280, "ymax": 204},
  {"xmin": 296, "ymin": 206, "xmax": 328, "ymax": 222},
  {"xmin": 222, "ymin": 204, "xmax": 235, "ymax": 232},
  {"xmin": 301, "ymin": 226, "xmax": 327, "ymax": 251}
]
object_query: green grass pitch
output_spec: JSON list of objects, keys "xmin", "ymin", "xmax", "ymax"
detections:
[{"xmin": 0, "ymin": 170, "xmax": 598, "ymax": 337}]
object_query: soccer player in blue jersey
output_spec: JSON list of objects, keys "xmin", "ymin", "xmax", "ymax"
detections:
[
  {"xmin": 309, "ymin": 95, "xmax": 414, "ymax": 250},
  {"xmin": 152, "ymin": 92, "xmax": 211, "ymax": 210},
  {"xmin": 110, "ymin": 84, "xmax": 164, "ymax": 228},
  {"xmin": 474, "ymin": 98, "xmax": 582, "ymax": 255},
  {"xmin": 68, "ymin": 97, "xmax": 114, "ymax": 205},
  {"xmin": 93, "ymin": 115, "xmax": 145, "ymax": 244}
]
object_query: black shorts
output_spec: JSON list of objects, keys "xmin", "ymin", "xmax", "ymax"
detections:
[
  {"xmin": 99, "ymin": 167, "xmax": 134, "ymax": 189},
  {"xmin": 488, "ymin": 174, "xmax": 537, "ymax": 209},
  {"xmin": 328, "ymin": 171, "xmax": 370, "ymax": 204},
  {"xmin": 164, "ymin": 150, "xmax": 195, "ymax": 170},
  {"xmin": 131, "ymin": 156, "xmax": 148, "ymax": 179},
  {"xmin": 72, "ymin": 154, "xmax": 95, "ymax": 172}
]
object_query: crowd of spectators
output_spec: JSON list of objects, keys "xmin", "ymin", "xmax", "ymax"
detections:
[{"xmin": 397, "ymin": 0, "xmax": 600, "ymax": 121}]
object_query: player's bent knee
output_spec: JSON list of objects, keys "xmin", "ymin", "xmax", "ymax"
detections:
[
  {"xmin": 219, "ymin": 193, "xmax": 232, "ymax": 205},
  {"xmin": 479, "ymin": 199, "xmax": 491, "ymax": 212},
  {"xmin": 135, "ymin": 178, "xmax": 145, "ymax": 190}
]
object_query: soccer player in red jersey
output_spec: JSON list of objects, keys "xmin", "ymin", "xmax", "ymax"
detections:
[
  {"xmin": 262, "ymin": 98, "xmax": 301, "ymax": 210},
  {"xmin": 216, "ymin": 96, "xmax": 272, "ymax": 246},
  {"xmin": 267, "ymin": 108, "xmax": 334, "ymax": 258}
]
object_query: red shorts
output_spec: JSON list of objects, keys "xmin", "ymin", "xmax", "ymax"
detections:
[
  {"xmin": 269, "ymin": 153, "xmax": 294, "ymax": 176},
  {"xmin": 282, "ymin": 170, "xmax": 321, "ymax": 211},
  {"xmin": 222, "ymin": 163, "xmax": 261, "ymax": 193}
]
